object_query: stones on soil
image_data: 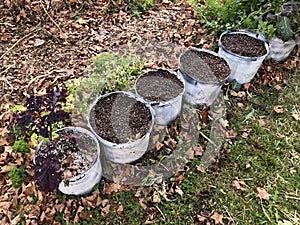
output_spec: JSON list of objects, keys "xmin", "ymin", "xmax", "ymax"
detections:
[
  {"xmin": 135, "ymin": 70, "xmax": 184, "ymax": 102},
  {"xmin": 180, "ymin": 49, "xmax": 231, "ymax": 82},
  {"xmin": 220, "ymin": 33, "xmax": 268, "ymax": 57},
  {"xmin": 91, "ymin": 92, "xmax": 152, "ymax": 144},
  {"xmin": 36, "ymin": 129, "xmax": 96, "ymax": 181}
]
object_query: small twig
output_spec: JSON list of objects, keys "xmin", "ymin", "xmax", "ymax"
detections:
[
  {"xmin": 0, "ymin": 22, "xmax": 14, "ymax": 27},
  {"xmin": 285, "ymin": 195, "xmax": 300, "ymax": 200},
  {"xmin": 0, "ymin": 77, "xmax": 13, "ymax": 88},
  {"xmin": 0, "ymin": 29, "xmax": 40, "ymax": 60},
  {"xmin": 52, "ymin": 75, "xmax": 65, "ymax": 84},
  {"xmin": 0, "ymin": 65, "xmax": 12, "ymax": 76},
  {"xmin": 199, "ymin": 130, "xmax": 216, "ymax": 146},
  {"xmin": 27, "ymin": 69, "xmax": 67, "ymax": 88},
  {"xmin": 39, "ymin": 0, "xmax": 63, "ymax": 33},
  {"xmin": 155, "ymin": 205, "xmax": 166, "ymax": 220}
]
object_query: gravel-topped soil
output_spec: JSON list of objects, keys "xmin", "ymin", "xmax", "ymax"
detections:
[
  {"xmin": 135, "ymin": 69, "xmax": 184, "ymax": 102},
  {"xmin": 220, "ymin": 33, "xmax": 268, "ymax": 57},
  {"xmin": 180, "ymin": 49, "xmax": 231, "ymax": 82},
  {"xmin": 91, "ymin": 92, "xmax": 152, "ymax": 144},
  {"xmin": 35, "ymin": 129, "xmax": 96, "ymax": 180}
]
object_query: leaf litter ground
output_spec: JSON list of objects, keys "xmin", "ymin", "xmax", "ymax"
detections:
[{"xmin": 0, "ymin": 0, "xmax": 300, "ymax": 224}]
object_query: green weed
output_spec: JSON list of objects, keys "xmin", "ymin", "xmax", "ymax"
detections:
[
  {"xmin": 188, "ymin": 0, "xmax": 284, "ymax": 36},
  {"xmin": 8, "ymin": 165, "xmax": 27, "ymax": 188},
  {"xmin": 72, "ymin": 53, "xmax": 144, "ymax": 114},
  {"xmin": 12, "ymin": 140, "xmax": 30, "ymax": 153}
]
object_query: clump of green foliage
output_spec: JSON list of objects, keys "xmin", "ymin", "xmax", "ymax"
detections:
[
  {"xmin": 8, "ymin": 165, "xmax": 27, "ymax": 188},
  {"xmin": 73, "ymin": 53, "xmax": 145, "ymax": 114},
  {"xmin": 188, "ymin": 0, "xmax": 284, "ymax": 36},
  {"xmin": 260, "ymin": 1, "xmax": 300, "ymax": 41},
  {"xmin": 129, "ymin": 0, "xmax": 155, "ymax": 17},
  {"xmin": 12, "ymin": 140, "xmax": 30, "ymax": 153},
  {"xmin": 103, "ymin": 0, "xmax": 155, "ymax": 17}
]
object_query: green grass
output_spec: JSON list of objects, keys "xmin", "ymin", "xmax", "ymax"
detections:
[
  {"xmin": 52, "ymin": 67, "xmax": 299, "ymax": 224},
  {"xmin": 53, "ymin": 67, "xmax": 300, "ymax": 225}
]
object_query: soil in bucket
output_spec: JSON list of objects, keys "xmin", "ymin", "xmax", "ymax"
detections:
[
  {"xmin": 135, "ymin": 70, "xmax": 184, "ymax": 102},
  {"xmin": 180, "ymin": 50, "xmax": 231, "ymax": 82},
  {"xmin": 221, "ymin": 33, "xmax": 267, "ymax": 57},
  {"xmin": 92, "ymin": 92, "xmax": 152, "ymax": 144},
  {"xmin": 35, "ymin": 129, "xmax": 97, "ymax": 183}
]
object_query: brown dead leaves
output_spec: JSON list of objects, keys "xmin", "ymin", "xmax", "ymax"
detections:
[
  {"xmin": 292, "ymin": 105, "xmax": 300, "ymax": 120},
  {"xmin": 232, "ymin": 180, "xmax": 247, "ymax": 192},
  {"xmin": 197, "ymin": 211, "xmax": 232, "ymax": 225},
  {"xmin": 274, "ymin": 105, "xmax": 285, "ymax": 114},
  {"xmin": 256, "ymin": 187, "xmax": 270, "ymax": 201},
  {"xmin": 211, "ymin": 212, "xmax": 224, "ymax": 225}
]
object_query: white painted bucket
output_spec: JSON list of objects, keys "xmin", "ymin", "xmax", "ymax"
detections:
[
  {"xmin": 135, "ymin": 69, "xmax": 185, "ymax": 125},
  {"xmin": 178, "ymin": 48, "xmax": 231, "ymax": 106},
  {"xmin": 218, "ymin": 29, "xmax": 269, "ymax": 84},
  {"xmin": 34, "ymin": 127, "xmax": 102, "ymax": 195},
  {"xmin": 87, "ymin": 91, "xmax": 155, "ymax": 164}
]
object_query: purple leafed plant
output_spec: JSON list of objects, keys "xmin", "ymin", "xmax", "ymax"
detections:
[
  {"xmin": 12, "ymin": 86, "xmax": 70, "ymax": 141},
  {"xmin": 33, "ymin": 134, "xmax": 80, "ymax": 193},
  {"xmin": 12, "ymin": 86, "xmax": 73, "ymax": 193}
]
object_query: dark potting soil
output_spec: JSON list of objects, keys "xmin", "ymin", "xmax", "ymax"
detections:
[
  {"xmin": 180, "ymin": 49, "xmax": 231, "ymax": 82},
  {"xmin": 92, "ymin": 92, "xmax": 152, "ymax": 144},
  {"xmin": 221, "ymin": 33, "xmax": 267, "ymax": 57},
  {"xmin": 135, "ymin": 70, "xmax": 184, "ymax": 102}
]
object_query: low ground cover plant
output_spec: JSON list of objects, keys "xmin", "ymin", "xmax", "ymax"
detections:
[
  {"xmin": 188, "ymin": 0, "xmax": 285, "ymax": 35},
  {"xmin": 8, "ymin": 165, "xmax": 27, "ymax": 188},
  {"xmin": 73, "ymin": 53, "xmax": 144, "ymax": 114},
  {"xmin": 12, "ymin": 140, "xmax": 30, "ymax": 153}
]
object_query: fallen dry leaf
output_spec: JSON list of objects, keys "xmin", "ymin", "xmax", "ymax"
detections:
[
  {"xmin": 232, "ymin": 180, "xmax": 247, "ymax": 192},
  {"xmin": 274, "ymin": 85, "xmax": 282, "ymax": 90},
  {"xmin": 257, "ymin": 117, "xmax": 267, "ymax": 127},
  {"xmin": 274, "ymin": 105, "xmax": 285, "ymax": 114},
  {"xmin": 237, "ymin": 102, "xmax": 244, "ymax": 108},
  {"xmin": 211, "ymin": 212, "xmax": 224, "ymax": 225},
  {"xmin": 188, "ymin": 148, "xmax": 194, "ymax": 159},
  {"xmin": 152, "ymin": 191, "xmax": 161, "ymax": 203},
  {"xmin": 292, "ymin": 106, "xmax": 300, "ymax": 120},
  {"xmin": 292, "ymin": 113, "xmax": 300, "ymax": 120},
  {"xmin": 290, "ymin": 168, "xmax": 297, "ymax": 175},
  {"xmin": 34, "ymin": 39, "xmax": 45, "ymax": 47},
  {"xmin": 245, "ymin": 162, "xmax": 251, "ymax": 169},
  {"xmin": 0, "ymin": 128, "xmax": 14, "ymax": 146},
  {"xmin": 197, "ymin": 215, "xmax": 208, "ymax": 222},
  {"xmin": 101, "ymin": 204, "xmax": 110, "ymax": 215},
  {"xmin": 175, "ymin": 186, "xmax": 184, "ymax": 196},
  {"xmin": 76, "ymin": 18, "xmax": 88, "ymax": 25},
  {"xmin": 225, "ymin": 130, "xmax": 238, "ymax": 139},
  {"xmin": 139, "ymin": 198, "xmax": 148, "ymax": 210},
  {"xmin": 241, "ymin": 132, "xmax": 249, "ymax": 138},
  {"xmin": 116, "ymin": 203, "xmax": 124, "ymax": 217},
  {"xmin": 103, "ymin": 182, "xmax": 122, "ymax": 195},
  {"xmin": 73, "ymin": 206, "xmax": 84, "ymax": 223},
  {"xmin": 256, "ymin": 187, "xmax": 270, "ymax": 201}
]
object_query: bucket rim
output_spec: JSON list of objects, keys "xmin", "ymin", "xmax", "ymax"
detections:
[
  {"xmin": 34, "ymin": 126, "xmax": 101, "ymax": 182},
  {"xmin": 86, "ymin": 91, "xmax": 155, "ymax": 148},
  {"xmin": 218, "ymin": 29, "xmax": 270, "ymax": 61},
  {"xmin": 178, "ymin": 47, "xmax": 232, "ymax": 85},
  {"xmin": 134, "ymin": 68, "xmax": 186, "ymax": 106}
]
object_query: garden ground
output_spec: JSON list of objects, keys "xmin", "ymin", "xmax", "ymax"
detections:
[{"xmin": 0, "ymin": 1, "xmax": 299, "ymax": 224}]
